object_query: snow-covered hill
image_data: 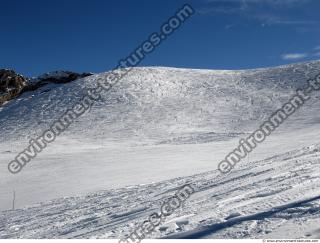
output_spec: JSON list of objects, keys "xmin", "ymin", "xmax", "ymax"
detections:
[
  {"xmin": 1, "ymin": 61, "xmax": 320, "ymax": 144},
  {"xmin": 1, "ymin": 61, "xmax": 320, "ymax": 238}
]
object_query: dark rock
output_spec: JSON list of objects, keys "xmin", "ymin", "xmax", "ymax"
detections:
[
  {"xmin": 0, "ymin": 69, "xmax": 27, "ymax": 106},
  {"xmin": 23, "ymin": 71, "xmax": 93, "ymax": 92},
  {"xmin": 0, "ymin": 69, "xmax": 93, "ymax": 106}
]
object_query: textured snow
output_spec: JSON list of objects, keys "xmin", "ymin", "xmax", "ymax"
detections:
[
  {"xmin": 1, "ymin": 143, "xmax": 320, "ymax": 239},
  {"xmin": 1, "ymin": 61, "xmax": 320, "ymax": 238}
]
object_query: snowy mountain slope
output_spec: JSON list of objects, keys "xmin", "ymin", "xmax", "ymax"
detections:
[
  {"xmin": 1, "ymin": 60, "xmax": 320, "ymax": 144},
  {"xmin": 1, "ymin": 61, "xmax": 320, "ymax": 238},
  {"xmin": 1, "ymin": 143, "xmax": 319, "ymax": 239}
]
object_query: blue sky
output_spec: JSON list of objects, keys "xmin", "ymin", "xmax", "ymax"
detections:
[{"xmin": 0, "ymin": 0, "xmax": 319, "ymax": 76}]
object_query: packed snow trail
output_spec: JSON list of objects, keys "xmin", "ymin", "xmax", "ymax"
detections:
[{"xmin": 1, "ymin": 143, "xmax": 320, "ymax": 239}]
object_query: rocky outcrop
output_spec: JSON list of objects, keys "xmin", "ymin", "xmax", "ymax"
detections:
[
  {"xmin": 0, "ymin": 70, "xmax": 93, "ymax": 106},
  {"xmin": 23, "ymin": 71, "xmax": 93, "ymax": 92},
  {"xmin": 0, "ymin": 69, "xmax": 27, "ymax": 106}
]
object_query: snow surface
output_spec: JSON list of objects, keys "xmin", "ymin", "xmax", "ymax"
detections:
[{"xmin": 1, "ymin": 61, "xmax": 320, "ymax": 238}]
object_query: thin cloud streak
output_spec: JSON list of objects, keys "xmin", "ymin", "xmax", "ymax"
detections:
[
  {"xmin": 199, "ymin": 0, "xmax": 317, "ymax": 28},
  {"xmin": 281, "ymin": 53, "xmax": 308, "ymax": 60}
]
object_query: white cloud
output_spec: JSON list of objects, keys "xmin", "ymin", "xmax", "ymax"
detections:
[
  {"xmin": 199, "ymin": 0, "xmax": 317, "ymax": 28},
  {"xmin": 313, "ymin": 52, "xmax": 320, "ymax": 57},
  {"xmin": 253, "ymin": 0, "xmax": 310, "ymax": 6},
  {"xmin": 206, "ymin": 0, "xmax": 309, "ymax": 4},
  {"xmin": 253, "ymin": 13, "xmax": 317, "ymax": 26},
  {"xmin": 280, "ymin": 47, "xmax": 320, "ymax": 61},
  {"xmin": 281, "ymin": 53, "xmax": 308, "ymax": 60},
  {"xmin": 203, "ymin": 0, "xmax": 311, "ymax": 10}
]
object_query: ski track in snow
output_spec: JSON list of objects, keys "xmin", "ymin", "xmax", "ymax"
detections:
[{"xmin": 1, "ymin": 144, "xmax": 320, "ymax": 239}]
